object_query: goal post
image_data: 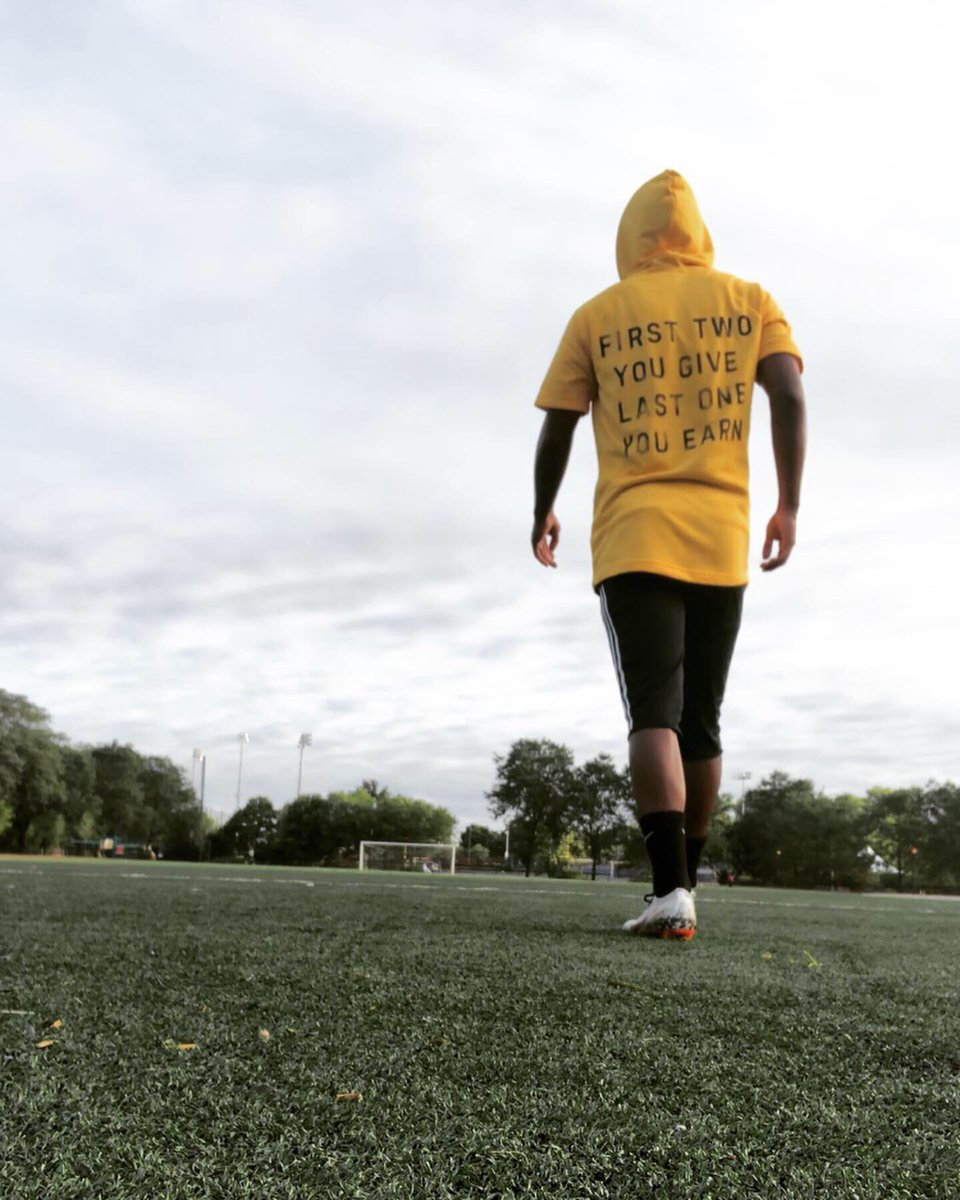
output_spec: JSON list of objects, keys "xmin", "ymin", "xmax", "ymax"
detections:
[{"xmin": 358, "ymin": 841, "xmax": 457, "ymax": 874}]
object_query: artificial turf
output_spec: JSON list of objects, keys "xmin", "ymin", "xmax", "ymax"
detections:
[{"xmin": 1, "ymin": 858, "xmax": 959, "ymax": 1199}]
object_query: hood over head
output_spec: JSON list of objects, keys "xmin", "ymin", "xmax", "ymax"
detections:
[{"xmin": 615, "ymin": 170, "xmax": 714, "ymax": 278}]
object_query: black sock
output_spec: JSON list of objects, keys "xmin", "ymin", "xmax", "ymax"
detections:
[
  {"xmin": 640, "ymin": 811, "xmax": 690, "ymax": 897},
  {"xmin": 686, "ymin": 836, "xmax": 707, "ymax": 889}
]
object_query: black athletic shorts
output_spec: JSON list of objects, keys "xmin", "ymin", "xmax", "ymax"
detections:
[{"xmin": 598, "ymin": 572, "xmax": 744, "ymax": 761}]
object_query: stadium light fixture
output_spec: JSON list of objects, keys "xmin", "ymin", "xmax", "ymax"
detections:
[{"xmin": 297, "ymin": 732, "xmax": 313, "ymax": 798}]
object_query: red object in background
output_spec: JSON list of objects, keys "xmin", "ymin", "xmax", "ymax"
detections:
[{"xmin": 115, "ymin": 844, "xmax": 125, "ymax": 857}]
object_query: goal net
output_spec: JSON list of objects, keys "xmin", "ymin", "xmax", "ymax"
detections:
[{"xmin": 358, "ymin": 841, "xmax": 457, "ymax": 874}]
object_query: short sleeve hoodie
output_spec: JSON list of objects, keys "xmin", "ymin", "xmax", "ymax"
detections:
[{"xmin": 535, "ymin": 169, "xmax": 802, "ymax": 589}]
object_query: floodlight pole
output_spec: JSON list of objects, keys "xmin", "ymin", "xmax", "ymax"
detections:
[
  {"xmin": 297, "ymin": 732, "xmax": 313, "ymax": 798},
  {"xmin": 192, "ymin": 748, "xmax": 203, "ymax": 792},
  {"xmin": 236, "ymin": 733, "xmax": 249, "ymax": 810},
  {"xmin": 735, "ymin": 771, "xmax": 752, "ymax": 818},
  {"xmin": 199, "ymin": 753, "xmax": 208, "ymax": 863}
]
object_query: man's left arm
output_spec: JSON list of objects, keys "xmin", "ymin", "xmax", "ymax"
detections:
[{"xmin": 532, "ymin": 409, "xmax": 581, "ymax": 567}]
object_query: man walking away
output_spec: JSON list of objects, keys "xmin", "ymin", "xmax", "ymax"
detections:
[{"xmin": 531, "ymin": 170, "xmax": 805, "ymax": 940}]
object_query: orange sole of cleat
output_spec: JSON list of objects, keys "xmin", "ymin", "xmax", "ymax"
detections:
[{"xmin": 661, "ymin": 928, "xmax": 696, "ymax": 941}]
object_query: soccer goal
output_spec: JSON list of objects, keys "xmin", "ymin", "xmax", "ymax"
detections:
[{"xmin": 358, "ymin": 841, "xmax": 457, "ymax": 874}]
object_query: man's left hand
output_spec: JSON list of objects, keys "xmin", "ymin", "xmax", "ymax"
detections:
[{"xmin": 532, "ymin": 511, "xmax": 561, "ymax": 568}]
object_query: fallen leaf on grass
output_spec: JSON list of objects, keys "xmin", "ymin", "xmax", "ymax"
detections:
[
  {"xmin": 34, "ymin": 1039, "xmax": 56, "ymax": 1049},
  {"xmin": 48, "ymin": 1019, "xmax": 64, "ymax": 1030},
  {"xmin": 428, "ymin": 1037, "xmax": 449, "ymax": 1046},
  {"xmin": 803, "ymin": 950, "xmax": 822, "ymax": 970},
  {"xmin": 761, "ymin": 951, "xmax": 774, "ymax": 961},
  {"xmin": 162, "ymin": 1039, "xmax": 198, "ymax": 1052},
  {"xmin": 335, "ymin": 1091, "xmax": 362, "ymax": 1102},
  {"xmin": 0, "ymin": 1009, "xmax": 30, "ymax": 1016},
  {"xmin": 258, "ymin": 1028, "xmax": 270, "ymax": 1042}
]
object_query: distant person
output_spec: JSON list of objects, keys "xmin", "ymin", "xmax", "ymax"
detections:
[{"xmin": 531, "ymin": 170, "xmax": 805, "ymax": 939}]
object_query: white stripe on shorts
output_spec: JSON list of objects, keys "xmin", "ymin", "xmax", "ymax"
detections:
[{"xmin": 599, "ymin": 584, "xmax": 632, "ymax": 730}]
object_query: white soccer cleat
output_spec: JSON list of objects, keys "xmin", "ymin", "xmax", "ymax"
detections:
[{"xmin": 622, "ymin": 888, "xmax": 697, "ymax": 940}]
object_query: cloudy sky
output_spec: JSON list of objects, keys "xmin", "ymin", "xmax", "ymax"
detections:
[{"xmin": 3, "ymin": 0, "xmax": 958, "ymax": 830}]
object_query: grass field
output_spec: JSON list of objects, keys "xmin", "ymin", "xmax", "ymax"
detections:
[{"xmin": 2, "ymin": 859, "xmax": 959, "ymax": 1200}]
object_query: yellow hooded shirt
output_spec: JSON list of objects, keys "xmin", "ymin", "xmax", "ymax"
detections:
[{"xmin": 535, "ymin": 170, "xmax": 802, "ymax": 589}]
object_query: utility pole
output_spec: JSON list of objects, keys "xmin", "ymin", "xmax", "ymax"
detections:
[{"xmin": 297, "ymin": 733, "xmax": 313, "ymax": 797}]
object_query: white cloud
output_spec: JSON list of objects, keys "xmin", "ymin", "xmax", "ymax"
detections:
[{"xmin": 2, "ymin": 0, "xmax": 958, "ymax": 832}]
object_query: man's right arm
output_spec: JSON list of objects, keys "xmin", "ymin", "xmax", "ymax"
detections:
[{"xmin": 756, "ymin": 352, "xmax": 806, "ymax": 572}]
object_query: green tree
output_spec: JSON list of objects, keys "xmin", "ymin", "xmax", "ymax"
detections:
[
  {"xmin": 275, "ymin": 786, "xmax": 456, "ymax": 866},
  {"xmin": 703, "ymin": 792, "xmax": 736, "ymax": 868},
  {"xmin": 276, "ymin": 793, "xmax": 346, "ymax": 864},
  {"xmin": 728, "ymin": 774, "xmax": 871, "ymax": 889},
  {"xmin": 374, "ymin": 793, "xmax": 455, "ymax": 844},
  {"xmin": 0, "ymin": 690, "xmax": 66, "ymax": 851},
  {"xmin": 572, "ymin": 754, "xmax": 631, "ymax": 879},
  {"xmin": 867, "ymin": 787, "xmax": 928, "ymax": 892},
  {"xmin": 548, "ymin": 829, "xmax": 584, "ymax": 878},
  {"xmin": 75, "ymin": 809, "xmax": 99, "ymax": 842},
  {"xmin": 139, "ymin": 755, "xmax": 203, "ymax": 855},
  {"xmin": 91, "ymin": 743, "xmax": 145, "ymax": 839},
  {"xmin": 0, "ymin": 797, "xmax": 12, "ymax": 841},
  {"xmin": 212, "ymin": 797, "xmax": 278, "ymax": 861},
  {"xmin": 333, "ymin": 787, "xmax": 376, "ymax": 849},
  {"xmin": 25, "ymin": 810, "xmax": 67, "ymax": 854},
  {"xmin": 806, "ymin": 792, "xmax": 872, "ymax": 890},
  {"xmin": 61, "ymin": 746, "xmax": 99, "ymax": 841},
  {"xmin": 87, "ymin": 745, "xmax": 203, "ymax": 858},
  {"xmin": 459, "ymin": 824, "xmax": 507, "ymax": 862},
  {"xmin": 921, "ymin": 781, "xmax": 960, "ymax": 890},
  {"xmin": 487, "ymin": 739, "xmax": 575, "ymax": 877},
  {"xmin": 619, "ymin": 822, "xmax": 650, "ymax": 876},
  {"xmin": 160, "ymin": 793, "xmax": 207, "ymax": 860},
  {"xmin": 331, "ymin": 786, "xmax": 454, "ymax": 851}
]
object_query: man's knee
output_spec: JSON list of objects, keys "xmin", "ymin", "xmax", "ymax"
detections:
[{"xmin": 678, "ymin": 723, "xmax": 722, "ymax": 761}]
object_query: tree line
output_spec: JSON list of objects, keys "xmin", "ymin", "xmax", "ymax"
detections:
[
  {"xmin": 3, "ymin": 692, "xmax": 957, "ymax": 890},
  {"xmin": 484, "ymin": 738, "xmax": 960, "ymax": 892},
  {"xmin": 0, "ymin": 691, "xmax": 206, "ymax": 857},
  {"xmin": 210, "ymin": 783, "xmax": 454, "ymax": 865},
  {"xmin": 0, "ymin": 691, "xmax": 454, "ymax": 863}
]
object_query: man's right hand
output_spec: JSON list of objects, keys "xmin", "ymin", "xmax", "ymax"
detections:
[
  {"xmin": 761, "ymin": 507, "xmax": 797, "ymax": 571},
  {"xmin": 757, "ymin": 353, "xmax": 805, "ymax": 571}
]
